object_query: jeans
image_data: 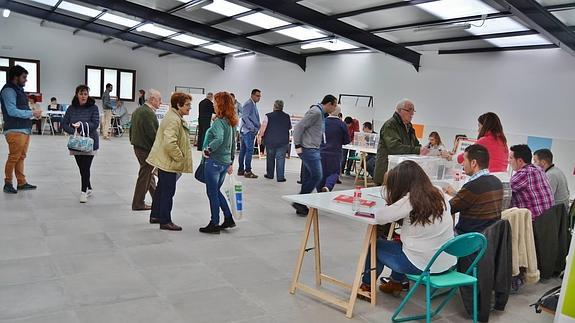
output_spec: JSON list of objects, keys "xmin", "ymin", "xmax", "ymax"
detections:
[
  {"xmin": 150, "ymin": 170, "xmax": 178, "ymax": 225},
  {"xmin": 299, "ymin": 148, "xmax": 322, "ymax": 195},
  {"xmin": 4, "ymin": 132, "xmax": 30, "ymax": 185},
  {"xmin": 74, "ymin": 155, "xmax": 94, "ymax": 192},
  {"xmin": 362, "ymin": 240, "xmax": 422, "ymax": 284},
  {"xmin": 238, "ymin": 132, "xmax": 256, "ymax": 172},
  {"xmin": 317, "ymin": 153, "xmax": 341, "ymax": 191},
  {"xmin": 204, "ymin": 158, "xmax": 232, "ymax": 225},
  {"xmin": 265, "ymin": 144, "xmax": 289, "ymax": 181}
]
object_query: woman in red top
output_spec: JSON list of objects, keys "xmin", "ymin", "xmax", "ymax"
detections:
[{"xmin": 457, "ymin": 112, "xmax": 509, "ymax": 172}]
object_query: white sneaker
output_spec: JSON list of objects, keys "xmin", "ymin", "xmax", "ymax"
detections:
[
  {"xmin": 86, "ymin": 189, "xmax": 93, "ymax": 198},
  {"xmin": 80, "ymin": 192, "xmax": 88, "ymax": 203}
]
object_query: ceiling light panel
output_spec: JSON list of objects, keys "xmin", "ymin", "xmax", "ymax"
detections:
[
  {"xmin": 302, "ymin": 40, "xmax": 357, "ymax": 51},
  {"xmin": 487, "ymin": 34, "xmax": 552, "ymax": 47},
  {"xmin": 467, "ymin": 17, "xmax": 528, "ymax": 35},
  {"xmin": 237, "ymin": 12, "xmax": 290, "ymax": 29},
  {"xmin": 202, "ymin": 0, "xmax": 250, "ymax": 17},
  {"xmin": 203, "ymin": 43, "xmax": 238, "ymax": 53},
  {"xmin": 277, "ymin": 26, "xmax": 325, "ymax": 40},
  {"xmin": 416, "ymin": 0, "xmax": 498, "ymax": 20},
  {"xmin": 58, "ymin": 1, "xmax": 102, "ymax": 17},
  {"xmin": 137, "ymin": 24, "xmax": 178, "ymax": 37},
  {"xmin": 28, "ymin": 0, "xmax": 59, "ymax": 6},
  {"xmin": 99, "ymin": 13, "xmax": 140, "ymax": 28},
  {"xmin": 171, "ymin": 34, "xmax": 209, "ymax": 45}
]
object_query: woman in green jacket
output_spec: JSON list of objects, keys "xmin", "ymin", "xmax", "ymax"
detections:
[
  {"xmin": 146, "ymin": 92, "xmax": 193, "ymax": 231},
  {"xmin": 199, "ymin": 92, "xmax": 238, "ymax": 234}
]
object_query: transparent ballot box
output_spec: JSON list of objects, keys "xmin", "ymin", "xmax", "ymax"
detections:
[
  {"xmin": 353, "ymin": 132, "xmax": 379, "ymax": 148},
  {"xmin": 388, "ymin": 155, "xmax": 460, "ymax": 180}
]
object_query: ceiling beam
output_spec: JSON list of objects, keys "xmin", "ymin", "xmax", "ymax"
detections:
[
  {"xmin": 438, "ymin": 44, "xmax": 557, "ymax": 54},
  {"xmin": 72, "ymin": 9, "xmax": 106, "ymax": 35},
  {"xmin": 331, "ymin": 0, "xmax": 440, "ymax": 19},
  {"xmin": 490, "ymin": 0, "xmax": 575, "ymax": 57},
  {"xmin": 39, "ymin": 0, "xmax": 63, "ymax": 26},
  {"xmin": 238, "ymin": 0, "xmax": 421, "ymax": 70},
  {"xmin": 74, "ymin": 0, "xmax": 307, "ymax": 70},
  {"xmin": 0, "ymin": 0, "xmax": 225, "ymax": 69}
]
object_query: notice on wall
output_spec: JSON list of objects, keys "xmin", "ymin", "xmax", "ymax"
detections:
[
  {"xmin": 527, "ymin": 136, "xmax": 553, "ymax": 152},
  {"xmin": 412, "ymin": 123, "xmax": 425, "ymax": 139}
]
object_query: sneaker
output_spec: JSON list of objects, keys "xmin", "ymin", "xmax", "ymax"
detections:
[
  {"xmin": 277, "ymin": 179, "xmax": 286, "ymax": 183},
  {"xmin": 86, "ymin": 189, "xmax": 93, "ymax": 198},
  {"xmin": 17, "ymin": 183, "xmax": 37, "ymax": 190},
  {"xmin": 199, "ymin": 222, "xmax": 220, "ymax": 234},
  {"xmin": 220, "ymin": 217, "xmax": 236, "ymax": 229},
  {"xmin": 320, "ymin": 187, "xmax": 330, "ymax": 192},
  {"xmin": 244, "ymin": 171, "xmax": 258, "ymax": 179},
  {"xmin": 160, "ymin": 223, "xmax": 182, "ymax": 231},
  {"xmin": 80, "ymin": 192, "xmax": 88, "ymax": 203},
  {"xmin": 237, "ymin": 170, "xmax": 245, "ymax": 176},
  {"xmin": 3, "ymin": 183, "xmax": 17, "ymax": 194},
  {"xmin": 263, "ymin": 174, "xmax": 273, "ymax": 180}
]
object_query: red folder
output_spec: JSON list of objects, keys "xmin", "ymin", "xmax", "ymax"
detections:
[{"xmin": 333, "ymin": 194, "xmax": 376, "ymax": 208}]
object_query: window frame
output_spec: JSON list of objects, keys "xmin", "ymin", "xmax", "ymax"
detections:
[
  {"xmin": 85, "ymin": 65, "xmax": 136, "ymax": 102},
  {"xmin": 0, "ymin": 56, "xmax": 41, "ymax": 93}
]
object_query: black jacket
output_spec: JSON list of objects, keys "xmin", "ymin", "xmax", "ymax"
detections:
[
  {"xmin": 533, "ymin": 204, "xmax": 571, "ymax": 279},
  {"xmin": 458, "ymin": 219, "xmax": 512, "ymax": 322}
]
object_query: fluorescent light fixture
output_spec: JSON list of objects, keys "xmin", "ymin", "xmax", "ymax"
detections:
[
  {"xmin": 202, "ymin": 0, "xmax": 250, "ymax": 17},
  {"xmin": 99, "ymin": 13, "xmax": 140, "ymax": 28},
  {"xmin": 277, "ymin": 26, "xmax": 325, "ymax": 40},
  {"xmin": 59, "ymin": 1, "xmax": 102, "ymax": 17},
  {"xmin": 171, "ymin": 34, "xmax": 208, "ymax": 46},
  {"xmin": 301, "ymin": 39, "xmax": 357, "ymax": 51},
  {"xmin": 2, "ymin": 9, "xmax": 9, "ymax": 18},
  {"xmin": 136, "ymin": 24, "xmax": 177, "ymax": 37},
  {"xmin": 233, "ymin": 52, "xmax": 256, "ymax": 58},
  {"xmin": 203, "ymin": 43, "xmax": 238, "ymax": 53},
  {"xmin": 416, "ymin": 0, "xmax": 498, "ymax": 19},
  {"xmin": 29, "ymin": 0, "xmax": 59, "ymax": 6},
  {"xmin": 415, "ymin": 23, "xmax": 471, "ymax": 32},
  {"xmin": 487, "ymin": 34, "xmax": 552, "ymax": 47},
  {"xmin": 237, "ymin": 12, "xmax": 290, "ymax": 29},
  {"xmin": 467, "ymin": 17, "xmax": 528, "ymax": 35}
]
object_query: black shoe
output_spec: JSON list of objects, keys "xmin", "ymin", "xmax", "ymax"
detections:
[
  {"xmin": 291, "ymin": 203, "xmax": 309, "ymax": 217},
  {"xmin": 160, "ymin": 223, "xmax": 182, "ymax": 231},
  {"xmin": 149, "ymin": 217, "xmax": 160, "ymax": 224},
  {"xmin": 336, "ymin": 179, "xmax": 342, "ymax": 184},
  {"xmin": 263, "ymin": 174, "xmax": 273, "ymax": 180},
  {"xmin": 199, "ymin": 222, "xmax": 221, "ymax": 234},
  {"xmin": 3, "ymin": 183, "xmax": 17, "ymax": 194},
  {"xmin": 277, "ymin": 179, "xmax": 286, "ymax": 182},
  {"xmin": 17, "ymin": 183, "xmax": 37, "ymax": 190},
  {"xmin": 297, "ymin": 180, "xmax": 302, "ymax": 184},
  {"xmin": 220, "ymin": 217, "xmax": 236, "ymax": 229},
  {"xmin": 237, "ymin": 170, "xmax": 245, "ymax": 176}
]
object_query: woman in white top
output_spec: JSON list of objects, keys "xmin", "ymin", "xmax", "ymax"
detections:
[
  {"xmin": 425, "ymin": 131, "xmax": 447, "ymax": 157},
  {"xmin": 361, "ymin": 160, "xmax": 456, "ymax": 295}
]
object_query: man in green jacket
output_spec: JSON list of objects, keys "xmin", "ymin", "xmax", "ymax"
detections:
[
  {"xmin": 130, "ymin": 89, "xmax": 161, "ymax": 210},
  {"xmin": 374, "ymin": 99, "xmax": 425, "ymax": 185}
]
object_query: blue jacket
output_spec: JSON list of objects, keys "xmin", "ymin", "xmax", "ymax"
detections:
[
  {"xmin": 0, "ymin": 82, "xmax": 33, "ymax": 134},
  {"xmin": 240, "ymin": 99, "xmax": 260, "ymax": 134},
  {"xmin": 62, "ymin": 97, "xmax": 100, "ymax": 151},
  {"xmin": 320, "ymin": 117, "xmax": 350, "ymax": 156}
]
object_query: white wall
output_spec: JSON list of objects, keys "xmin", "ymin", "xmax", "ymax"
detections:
[{"xmin": 1, "ymin": 15, "xmax": 575, "ymax": 193}]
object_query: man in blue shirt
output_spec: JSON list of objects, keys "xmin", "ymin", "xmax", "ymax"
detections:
[
  {"xmin": 237, "ymin": 89, "xmax": 261, "ymax": 179},
  {"xmin": 0, "ymin": 65, "xmax": 42, "ymax": 193}
]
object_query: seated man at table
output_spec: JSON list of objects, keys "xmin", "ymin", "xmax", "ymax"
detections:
[
  {"xmin": 47, "ymin": 97, "xmax": 62, "ymax": 133},
  {"xmin": 509, "ymin": 144, "xmax": 554, "ymax": 220},
  {"xmin": 533, "ymin": 149, "xmax": 571, "ymax": 212},
  {"xmin": 443, "ymin": 144, "xmax": 503, "ymax": 234},
  {"xmin": 363, "ymin": 121, "xmax": 377, "ymax": 178}
]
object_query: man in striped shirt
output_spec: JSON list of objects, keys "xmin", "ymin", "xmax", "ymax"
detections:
[{"xmin": 509, "ymin": 144, "xmax": 554, "ymax": 220}]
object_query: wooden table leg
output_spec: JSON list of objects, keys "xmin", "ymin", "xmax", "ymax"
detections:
[
  {"xmin": 311, "ymin": 209, "xmax": 322, "ymax": 287},
  {"xmin": 346, "ymin": 224, "xmax": 376, "ymax": 318},
  {"xmin": 290, "ymin": 210, "xmax": 314, "ymax": 294},
  {"xmin": 361, "ymin": 152, "xmax": 368, "ymax": 188}
]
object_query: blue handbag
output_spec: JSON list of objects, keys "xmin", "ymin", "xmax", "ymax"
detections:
[{"xmin": 67, "ymin": 122, "xmax": 94, "ymax": 153}]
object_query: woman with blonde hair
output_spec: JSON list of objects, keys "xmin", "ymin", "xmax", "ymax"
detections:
[
  {"xmin": 146, "ymin": 92, "xmax": 193, "ymax": 231},
  {"xmin": 199, "ymin": 92, "xmax": 238, "ymax": 234}
]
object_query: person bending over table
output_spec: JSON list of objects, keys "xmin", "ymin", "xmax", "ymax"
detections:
[{"xmin": 360, "ymin": 160, "xmax": 456, "ymax": 296}]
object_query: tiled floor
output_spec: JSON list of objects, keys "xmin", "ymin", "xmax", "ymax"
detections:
[{"xmin": 0, "ymin": 135, "xmax": 558, "ymax": 322}]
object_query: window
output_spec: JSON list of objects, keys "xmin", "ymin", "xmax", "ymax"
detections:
[
  {"xmin": 0, "ymin": 56, "xmax": 41, "ymax": 93},
  {"xmin": 85, "ymin": 65, "xmax": 136, "ymax": 101}
]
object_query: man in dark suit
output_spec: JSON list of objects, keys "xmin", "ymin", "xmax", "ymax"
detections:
[{"xmin": 197, "ymin": 92, "xmax": 214, "ymax": 151}]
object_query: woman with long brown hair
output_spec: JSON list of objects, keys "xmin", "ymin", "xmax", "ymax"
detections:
[
  {"xmin": 360, "ymin": 160, "xmax": 456, "ymax": 295},
  {"xmin": 199, "ymin": 91, "xmax": 239, "ymax": 234}
]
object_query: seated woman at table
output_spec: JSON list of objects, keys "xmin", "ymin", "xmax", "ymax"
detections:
[
  {"xmin": 113, "ymin": 100, "xmax": 129, "ymax": 126},
  {"xmin": 360, "ymin": 160, "xmax": 456, "ymax": 295},
  {"xmin": 29, "ymin": 97, "xmax": 42, "ymax": 135},
  {"xmin": 425, "ymin": 131, "xmax": 446, "ymax": 157},
  {"xmin": 47, "ymin": 97, "xmax": 63, "ymax": 133}
]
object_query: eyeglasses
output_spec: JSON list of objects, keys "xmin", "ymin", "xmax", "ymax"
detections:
[{"xmin": 401, "ymin": 108, "xmax": 416, "ymax": 113}]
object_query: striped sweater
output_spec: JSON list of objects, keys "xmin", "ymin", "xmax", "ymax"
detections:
[{"xmin": 449, "ymin": 175, "xmax": 504, "ymax": 234}]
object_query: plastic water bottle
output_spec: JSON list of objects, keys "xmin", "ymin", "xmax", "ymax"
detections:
[
  {"xmin": 235, "ymin": 181, "xmax": 243, "ymax": 219},
  {"xmin": 352, "ymin": 186, "xmax": 362, "ymax": 212}
]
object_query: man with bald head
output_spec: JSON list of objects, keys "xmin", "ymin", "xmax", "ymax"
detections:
[
  {"xmin": 373, "ymin": 99, "xmax": 424, "ymax": 185},
  {"xmin": 130, "ymin": 89, "xmax": 161, "ymax": 211}
]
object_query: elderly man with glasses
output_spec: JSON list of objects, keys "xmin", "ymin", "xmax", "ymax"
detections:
[{"xmin": 373, "ymin": 99, "xmax": 426, "ymax": 186}]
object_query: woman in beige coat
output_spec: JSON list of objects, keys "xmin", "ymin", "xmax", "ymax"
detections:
[{"xmin": 146, "ymin": 92, "xmax": 193, "ymax": 231}]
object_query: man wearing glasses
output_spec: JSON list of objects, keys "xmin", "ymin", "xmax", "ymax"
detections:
[{"xmin": 373, "ymin": 99, "xmax": 425, "ymax": 186}]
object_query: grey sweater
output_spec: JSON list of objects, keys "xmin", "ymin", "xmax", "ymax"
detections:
[
  {"xmin": 293, "ymin": 105, "xmax": 323, "ymax": 149},
  {"xmin": 546, "ymin": 165, "xmax": 570, "ymax": 211}
]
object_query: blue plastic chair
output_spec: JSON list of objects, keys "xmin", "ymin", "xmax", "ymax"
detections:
[{"xmin": 392, "ymin": 232, "xmax": 487, "ymax": 323}]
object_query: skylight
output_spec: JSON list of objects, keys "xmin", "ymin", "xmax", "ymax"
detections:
[
  {"xmin": 58, "ymin": 1, "xmax": 102, "ymax": 17},
  {"xmin": 467, "ymin": 17, "xmax": 528, "ymax": 35},
  {"xmin": 136, "ymin": 24, "xmax": 178, "ymax": 37},
  {"xmin": 277, "ymin": 26, "xmax": 326, "ymax": 40},
  {"xmin": 416, "ymin": 0, "xmax": 498, "ymax": 20},
  {"xmin": 99, "ymin": 13, "xmax": 140, "ymax": 28},
  {"xmin": 487, "ymin": 34, "xmax": 552, "ymax": 47},
  {"xmin": 301, "ymin": 40, "xmax": 357, "ymax": 51},
  {"xmin": 171, "ymin": 34, "xmax": 209, "ymax": 46},
  {"xmin": 203, "ymin": 43, "xmax": 238, "ymax": 53},
  {"xmin": 237, "ymin": 12, "xmax": 290, "ymax": 29},
  {"xmin": 202, "ymin": 0, "xmax": 250, "ymax": 17},
  {"xmin": 29, "ymin": 0, "xmax": 59, "ymax": 6}
]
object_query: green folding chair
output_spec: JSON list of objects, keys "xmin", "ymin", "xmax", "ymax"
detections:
[{"xmin": 392, "ymin": 232, "xmax": 487, "ymax": 323}]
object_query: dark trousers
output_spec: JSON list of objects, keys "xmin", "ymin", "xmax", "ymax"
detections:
[
  {"xmin": 132, "ymin": 147, "xmax": 156, "ymax": 210},
  {"xmin": 150, "ymin": 170, "xmax": 177, "ymax": 225},
  {"xmin": 197, "ymin": 119, "xmax": 211, "ymax": 151},
  {"xmin": 32, "ymin": 119, "xmax": 42, "ymax": 134},
  {"xmin": 74, "ymin": 155, "xmax": 94, "ymax": 192},
  {"xmin": 265, "ymin": 144, "xmax": 289, "ymax": 181},
  {"xmin": 317, "ymin": 153, "xmax": 341, "ymax": 191}
]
